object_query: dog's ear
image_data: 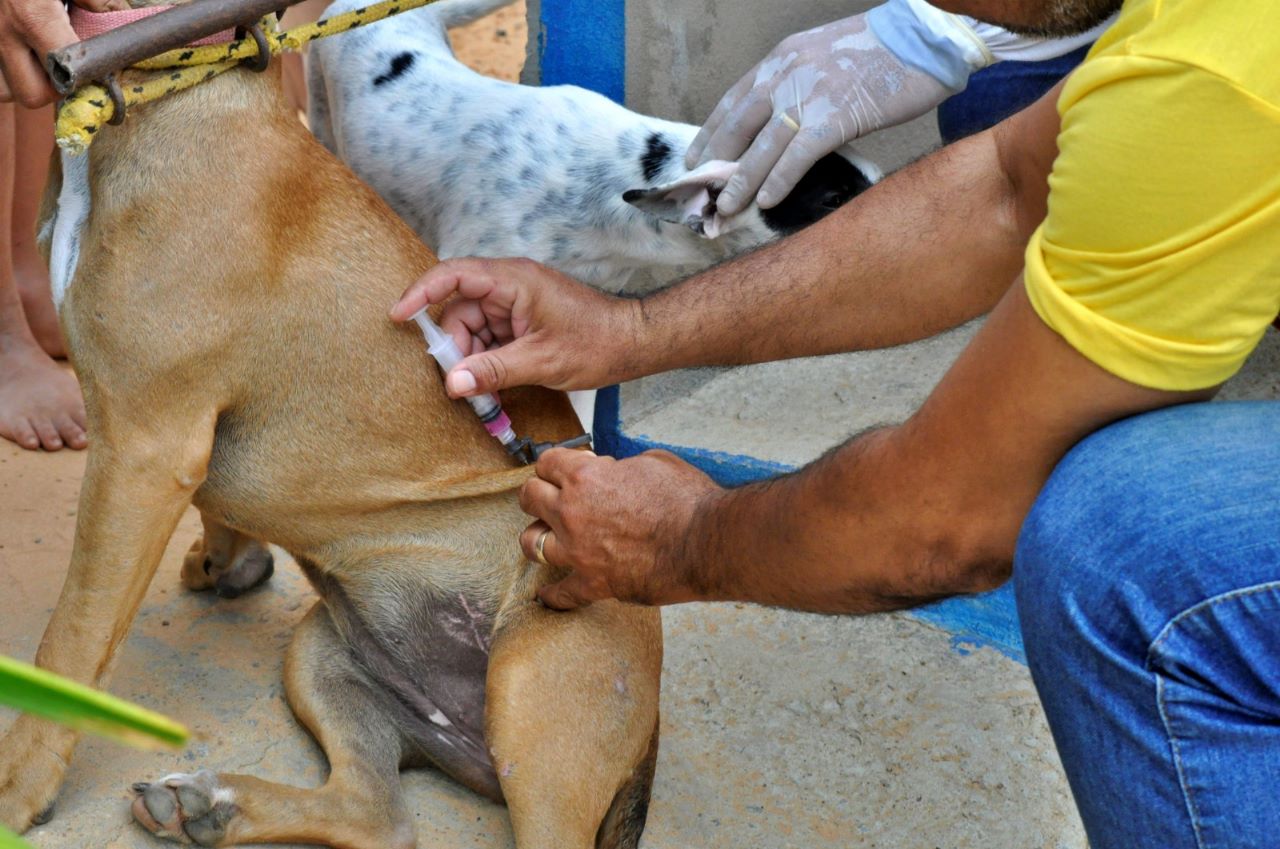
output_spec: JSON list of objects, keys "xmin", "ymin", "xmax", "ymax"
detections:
[{"xmin": 622, "ymin": 160, "xmax": 740, "ymax": 239}]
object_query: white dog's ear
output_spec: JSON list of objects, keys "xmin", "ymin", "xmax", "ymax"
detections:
[{"xmin": 622, "ymin": 160, "xmax": 740, "ymax": 239}]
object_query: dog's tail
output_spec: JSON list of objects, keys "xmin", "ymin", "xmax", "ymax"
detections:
[{"xmin": 428, "ymin": 0, "xmax": 519, "ymax": 29}]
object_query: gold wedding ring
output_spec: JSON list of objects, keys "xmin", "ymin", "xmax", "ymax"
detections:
[
  {"xmin": 779, "ymin": 112, "xmax": 801, "ymax": 132},
  {"xmin": 533, "ymin": 527, "xmax": 553, "ymax": 566}
]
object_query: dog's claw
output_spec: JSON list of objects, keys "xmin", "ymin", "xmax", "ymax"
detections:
[
  {"xmin": 32, "ymin": 802, "xmax": 55, "ymax": 825},
  {"xmin": 132, "ymin": 782, "xmax": 151, "ymax": 794}
]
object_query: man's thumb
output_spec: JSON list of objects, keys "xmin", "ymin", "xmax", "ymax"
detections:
[{"xmin": 446, "ymin": 349, "xmax": 517, "ymax": 397}]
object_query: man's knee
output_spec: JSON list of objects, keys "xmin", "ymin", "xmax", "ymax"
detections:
[
  {"xmin": 1013, "ymin": 408, "xmax": 1156, "ymax": 655},
  {"xmin": 1014, "ymin": 401, "xmax": 1280, "ymax": 655},
  {"xmin": 1015, "ymin": 406, "xmax": 1171, "ymax": 603}
]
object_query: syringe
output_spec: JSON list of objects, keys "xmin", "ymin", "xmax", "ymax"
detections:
[{"xmin": 409, "ymin": 307, "xmax": 519, "ymax": 452}]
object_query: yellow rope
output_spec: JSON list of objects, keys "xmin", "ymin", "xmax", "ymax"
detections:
[{"xmin": 55, "ymin": 0, "xmax": 444, "ymax": 153}]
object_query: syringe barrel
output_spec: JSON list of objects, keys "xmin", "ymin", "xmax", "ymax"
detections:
[
  {"xmin": 410, "ymin": 308, "xmax": 516, "ymax": 448},
  {"xmin": 465, "ymin": 392, "xmax": 502, "ymax": 422}
]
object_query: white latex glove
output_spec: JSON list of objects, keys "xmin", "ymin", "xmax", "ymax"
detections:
[
  {"xmin": 685, "ymin": 8, "xmax": 960, "ymax": 216},
  {"xmin": 688, "ymin": 0, "xmax": 1113, "ymax": 216}
]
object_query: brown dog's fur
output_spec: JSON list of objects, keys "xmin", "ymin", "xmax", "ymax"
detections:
[{"xmin": 0, "ymin": 48, "xmax": 661, "ymax": 849}]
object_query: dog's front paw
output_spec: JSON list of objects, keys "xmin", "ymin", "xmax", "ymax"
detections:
[
  {"xmin": 181, "ymin": 533, "xmax": 274, "ymax": 598},
  {"xmin": 0, "ymin": 717, "xmax": 71, "ymax": 832},
  {"xmin": 131, "ymin": 770, "xmax": 237, "ymax": 845}
]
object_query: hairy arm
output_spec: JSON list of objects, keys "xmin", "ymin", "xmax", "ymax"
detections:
[{"xmin": 530, "ymin": 281, "xmax": 1212, "ymax": 612}]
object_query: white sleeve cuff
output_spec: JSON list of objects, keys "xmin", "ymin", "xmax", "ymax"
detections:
[
  {"xmin": 901, "ymin": 0, "xmax": 994, "ymax": 71},
  {"xmin": 960, "ymin": 12, "xmax": 1118, "ymax": 63}
]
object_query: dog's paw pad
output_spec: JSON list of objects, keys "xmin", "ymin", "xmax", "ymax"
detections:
[{"xmin": 131, "ymin": 770, "xmax": 236, "ymax": 846}]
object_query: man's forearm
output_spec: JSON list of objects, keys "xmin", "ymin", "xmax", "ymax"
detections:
[
  {"xmin": 661, "ymin": 273, "xmax": 1196, "ymax": 616},
  {"xmin": 678, "ymin": 424, "xmax": 997, "ymax": 613},
  {"xmin": 629, "ymin": 98, "xmax": 1058, "ymax": 378}
]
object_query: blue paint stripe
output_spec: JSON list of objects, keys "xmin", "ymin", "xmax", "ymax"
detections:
[
  {"xmin": 536, "ymin": 0, "xmax": 625, "ymax": 102},
  {"xmin": 592, "ymin": 386, "xmax": 1027, "ymax": 661},
  {"xmin": 592, "ymin": 387, "xmax": 793, "ymax": 487}
]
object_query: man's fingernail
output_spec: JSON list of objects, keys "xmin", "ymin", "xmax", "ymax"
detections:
[
  {"xmin": 756, "ymin": 188, "xmax": 775, "ymax": 208},
  {"xmin": 448, "ymin": 369, "xmax": 477, "ymax": 395}
]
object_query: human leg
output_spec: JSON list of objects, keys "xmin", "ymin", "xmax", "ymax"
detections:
[
  {"xmin": 0, "ymin": 102, "xmax": 87, "ymax": 451},
  {"xmin": 11, "ymin": 103, "xmax": 62, "ymax": 357},
  {"xmin": 1015, "ymin": 401, "xmax": 1280, "ymax": 849}
]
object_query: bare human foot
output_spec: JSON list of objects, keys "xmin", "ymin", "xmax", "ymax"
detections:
[
  {"xmin": 0, "ymin": 103, "xmax": 85, "ymax": 451},
  {"xmin": 0, "ymin": 336, "xmax": 87, "ymax": 451}
]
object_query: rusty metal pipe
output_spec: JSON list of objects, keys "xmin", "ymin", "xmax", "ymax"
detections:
[{"xmin": 45, "ymin": 0, "xmax": 308, "ymax": 95}]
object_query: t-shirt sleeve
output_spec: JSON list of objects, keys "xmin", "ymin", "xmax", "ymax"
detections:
[{"xmin": 1024, "ymin": 54, "xmax": 1280, "ymax": 391}]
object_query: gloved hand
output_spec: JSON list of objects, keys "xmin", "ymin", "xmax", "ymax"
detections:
[{"xmin": 687, "ymin": 0, "xmax": 993, "ymax": 216}]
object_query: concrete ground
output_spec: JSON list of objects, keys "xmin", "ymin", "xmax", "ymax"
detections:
[{"xmin": 623, "ymin": 326, "xmax": 1280, "ymax": 466}]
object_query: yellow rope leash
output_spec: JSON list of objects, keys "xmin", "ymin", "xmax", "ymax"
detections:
[{"xmin": 55, "ymin": 0, "xmax": 444, "ymax": 153}]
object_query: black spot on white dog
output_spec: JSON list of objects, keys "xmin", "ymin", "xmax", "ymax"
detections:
[
  {"xmin": 640, "ymin": 132, "xmax": 672, "ymax": 183},
  {"xmin": 373, "ymin": 52, "xmax": 415, "ymax": 87}
]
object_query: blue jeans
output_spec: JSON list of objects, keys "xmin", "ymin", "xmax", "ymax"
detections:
[
  {"xmin": 937, "ymin": 44, "xmax": 1092, "ymax": 144},
  {"xmin": 1015, "ymin": 401, "xmax": 1280, "ymax": 849}
]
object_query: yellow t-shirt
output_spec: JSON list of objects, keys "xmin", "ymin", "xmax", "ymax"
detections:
[{"xmin": 1023, "ymin": 0, "xmax": 1280, "ymax": 391}]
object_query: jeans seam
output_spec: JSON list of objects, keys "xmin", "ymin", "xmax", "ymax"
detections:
[
  {"xmin": 1147, "ymin": 581, "xmax": 1280, "ymax": 663},
  {"xmin": 1147, "ymin": 580, "xmax": 1280, "ymax": 849},
  {"xmin": 1155, "ymin": 675, "xmax": 1208, "ymax": 849}
]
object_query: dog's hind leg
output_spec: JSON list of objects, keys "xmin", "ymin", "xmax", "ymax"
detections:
[
  {"xmin": 485, "ymin": 588, "xmax": 663, "ymax": 849},
  {"xmin": 0, "ymin": 409, "xmax": 218, "ymax": 832},
  {"xmin": 131, "ymin": 604, "xmax": 416, "ymax": 849},
  {"xmin": 180, "ymin": 513, "xmax": 275, "ymax": 599}
]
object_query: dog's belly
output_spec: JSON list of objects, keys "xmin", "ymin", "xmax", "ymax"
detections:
[
  {"xmin": 189, "ymin": 409, "xmax": 520, "ymax": 800},
  {"xmin": 302, "ymin": 558, "xmax": 505, "ymax": 800}
]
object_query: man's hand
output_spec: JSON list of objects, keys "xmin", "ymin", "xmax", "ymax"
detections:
[
  {"xmin": 515, "ymin": 448, "xmax": 722, "ymax": 611},
  {"xmin": 0, "ymin": 0, "xmax": 73, "ymax": 105},
  {"xmin": 0, "ymin": 0, "xmax": 127, "ymax": 106},
  {"xmin": 391, "ymin": 257, "xmax": 645, "ymax": 397}
]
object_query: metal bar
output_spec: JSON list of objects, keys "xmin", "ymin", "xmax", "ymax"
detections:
[{"xmin": 45, "ymin": 0, "xmax": 307, "ymax": 95}]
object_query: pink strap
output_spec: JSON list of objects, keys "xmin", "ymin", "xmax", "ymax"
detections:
[{"xmin": 69, "ymin": 5, "xmax": 236, "ymax": 46}]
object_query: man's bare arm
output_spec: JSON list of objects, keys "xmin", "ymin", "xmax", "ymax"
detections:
[
  {"xmin": 391, "ymin": 82, "xmax": 1066, "ymax": 396},
  {"xmin": 530, "ymin": 281, "xmax": 1213, "ymax": 612}
]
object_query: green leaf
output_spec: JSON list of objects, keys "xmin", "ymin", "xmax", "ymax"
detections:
[
  {"xmin": 0, "ymin": 655, "xmax": 187, "ymax": 750},
  {"xmin": 0, "ymin": 824, "xmax": 32, "ymax": 849}
]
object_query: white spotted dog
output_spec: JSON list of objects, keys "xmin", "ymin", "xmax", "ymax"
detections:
[{"xmin": 307, "ymin": 0, "xmax": 880, "ymax": 293}]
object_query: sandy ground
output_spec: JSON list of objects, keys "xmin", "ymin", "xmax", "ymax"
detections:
[{"xmin": 448, "ymin": 1, "xmax": 527, "ymax": 81}]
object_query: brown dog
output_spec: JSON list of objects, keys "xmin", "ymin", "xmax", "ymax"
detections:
[{"xmin": 0, "ymin": 21, "xmax": 662, "ymax": 849}]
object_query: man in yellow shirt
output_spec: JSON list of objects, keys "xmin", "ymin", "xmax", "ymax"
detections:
[{"xmin": 390, "ymin": 0, "xmax": 1279, "ymax": 845}]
